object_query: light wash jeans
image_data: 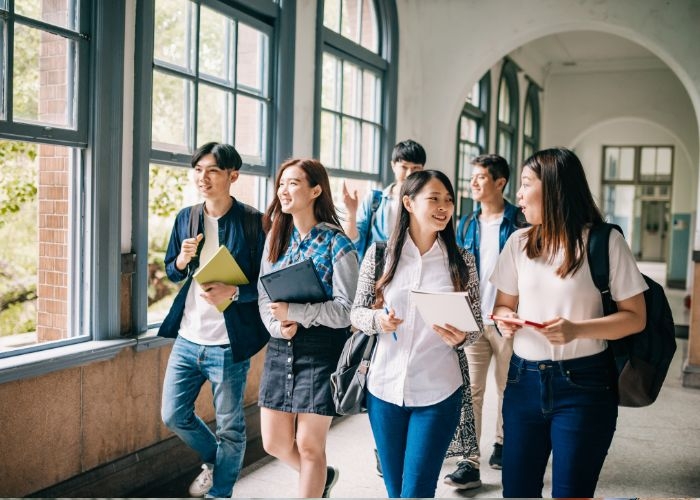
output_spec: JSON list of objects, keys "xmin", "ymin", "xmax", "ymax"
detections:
[{"xmin": 161, "ymin": 336, "xmax": 250, "ymax": 498}]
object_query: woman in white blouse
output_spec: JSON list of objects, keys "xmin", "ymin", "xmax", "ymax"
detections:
[
  {"xmin": 350, "ymin": 170, "xmax": 483, "ymax": 498},
  {"xmin": 490, "ymin": 148, "xmax": 647, "ymax": 498}
]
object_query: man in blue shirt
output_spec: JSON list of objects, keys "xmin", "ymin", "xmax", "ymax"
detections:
[
  {"xmin": 158, "ymin": 142, "xmax": 268, "ymax": 498},
  {"xmin": 343, "ymin": 139, "xmax": 426, "ymax": 260},
  {"xmin": 444, "ymin": 154, "xmax": 526, "ymax": 490}
]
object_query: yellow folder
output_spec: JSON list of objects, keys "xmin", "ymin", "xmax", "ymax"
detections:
[{"xmin": 193, "ymin": 245, "xmax": 250, "ymax": 312}]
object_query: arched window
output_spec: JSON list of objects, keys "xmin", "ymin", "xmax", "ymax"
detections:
[
  {"xmin": 522, "ymin": 82, "xmax": 540, "ymax": 161},
  {"xmin": 317, "ymin": 0, "xmax": 398, "ymax": 204},
  {"xmin": 496, "ymin": 60, "xmax": 519, "ymax": 202},
  {"xmin": 455, "ymin": 73, "xmax": 490, "ymax": 217}
]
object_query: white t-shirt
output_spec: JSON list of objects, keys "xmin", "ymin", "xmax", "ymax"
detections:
[
  {"xmin": 179, "ymin": 212, "xmax": 229, "ymax": 345},
  {"xmin": 367, "ymin": 236, "xmax": 463, "ymax": 406},
  {"xmin": 490, "ymin": 227, "xmax": 648, "ymax": 361},
  {"xmin": 478, "ymin": 215, "xmax": 502, "ymax": 325}
]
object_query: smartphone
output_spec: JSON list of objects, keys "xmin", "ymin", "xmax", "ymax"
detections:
[{"xmin": 489, "ymin": 314, "xmax": 545, "ymax": 329}]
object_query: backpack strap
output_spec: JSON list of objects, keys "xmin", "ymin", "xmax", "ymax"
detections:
[
  {"xmin": 365, "ymin": 189, "xmax": 383, "ymax": 248},
  {"xmin": 457, "ymin": 212, "xmax": 474, "ymax": 246},
  {"xmin": 587, "ymin": 222, "xmax": 623, "ymax": 316},
  {"xmin": 187, "ymin": 203, "xmax": 204, "ymax": 276},
  {"xmin": 240, "ymin": 203, "xmax": 264, "ymax": 282}
]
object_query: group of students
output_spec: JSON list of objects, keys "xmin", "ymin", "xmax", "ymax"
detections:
[{"xmin": 157, "ymin": 140, "xmax": 648, "ymax": 499}]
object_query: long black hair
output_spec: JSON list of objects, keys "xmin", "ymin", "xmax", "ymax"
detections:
[
  {"xmin": 522, "ymin": 147, "xmax": 603, "ymax": 277},
  {"xmin": 374, "ymin": 169, "xmax": 469, "ymax": 307}
]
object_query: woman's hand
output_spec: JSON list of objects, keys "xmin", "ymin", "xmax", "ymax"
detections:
[
  {"xmin": 379, "ymin": 308, "xmax": 403, "ymax": 334},
  {"xmin": 538, "ymin": 317, "xmax": 578, "ymax": 345},
  {"xmin": 432, "ymin": 323, "xmax": 468, "ymax": 348},
  {"xmin": 493, "ymin": 313, "xmax": 522, "ymax": 339},
  {"xmin": 269, "ymin": 302, "xmax": 290, "ymax": 322},
  {"xmin": 199, "ymin": 282, "xmax": 237, "ymax": 306},
  {"xmin": 280, "ymin": 320, "xmax": 298, "ymax": 340}
]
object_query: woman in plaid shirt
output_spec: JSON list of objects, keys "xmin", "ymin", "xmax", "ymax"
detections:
[{"xmin": 257, "ymin": 158, "xmax": 359, "ymax": 498}]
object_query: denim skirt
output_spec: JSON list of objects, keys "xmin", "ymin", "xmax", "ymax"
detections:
[{"xmin": 259, "ymin": 324, "xmax": 349, "ymax": 416}]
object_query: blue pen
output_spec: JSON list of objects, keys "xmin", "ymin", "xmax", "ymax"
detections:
[{"xmin": 383, "ymin": 306, "xmax": 398, "ymax": 341}]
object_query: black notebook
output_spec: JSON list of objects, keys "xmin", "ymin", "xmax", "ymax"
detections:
[{"xmin": 260, "ymin": 258, "xmax": 328, "ymax": 303}]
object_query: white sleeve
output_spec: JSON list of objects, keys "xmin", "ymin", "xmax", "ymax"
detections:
[
  {"xmin": 608, "ymin": 229, "xmax": 648, "ymax": 301},
  {"xmin": 489, "ymin": 229, "xmax": 523, "ymax": 296}
]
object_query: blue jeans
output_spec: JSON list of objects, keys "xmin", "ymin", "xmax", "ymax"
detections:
[
  {"xmin": 161, "ymin": 336, "xmax": 250, "ymax": 498},
  {"xmin": 367, "ymin": 389, "xmax": 462, "ymax": 498},
  {"xmin": 502, "ymin": 350, "xmax": 618, "ymax": 498}
]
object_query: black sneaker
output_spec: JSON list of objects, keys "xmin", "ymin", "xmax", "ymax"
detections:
[
  {"xmin": 373, "ymin": 448, "xmax": 383, "ymax": 477},
  {"xmin": 444, "ymin": 460, "xmax": 482, "ymax": 490},
  {"xmin": 322, "ymin": 465, "xmax": 339, "ymax": 498},
  {"xmin": 489, "ymin": 443, "xmax": 503, "ymax": 469}
]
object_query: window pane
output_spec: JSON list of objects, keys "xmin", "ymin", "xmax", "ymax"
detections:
[
  {"xmin": 460, "ymin": 116, "xmax": 477, "ymax": 142},
  {"xmin": 329, "ymin": 176, "xmax": 377, "ymax": 219},
  {"xmin": 466, "ymin": 81, "xmax": 480, "ymax": 107},
  {"xmin": 237, "ymin": 23, "xmax": 268, "ymax": 95},
  {"xmin": 154, "ymin": 0, "xmax": 195, "ymax": 71},
  {"xmin": 360, "ymin": 122, "xmax": 380, "ymax": 174},
  {"xmin": 321, "ymin": 53, "xmax": 340, "ymax": 111},
  {"xmin": 197, "ymin": 84, "xmax": 232, "ymax": 146},
  {"xmin": 523, "ymin": 100, "xmax": 533, "ymax": 137},
  {"xmin": 323, "ymin": 0, "xmax": 341, "ymax": 32},
  {"xmin": 235, "ymin": 95, "xmax": 266, "ymax": 165},
  {"xmin": 657, "ymin": 147, "xmax": 672, "ymax": 177},
  {"xmin": 361, "ymin": 70, "xmax": 379, "ymax": 122},
  {"xmin": 0, "ymin": 140, "xmax": 80, "ymax": 351},
  {"xmin": 147, "ymin": 165, "xmax": 267, "ymax": 325},
  {"xmin": 640, "ymin": 147, "xmax": 656, "ymax": 179},
  {"xmin": 320, "ymin": 111, "xmax": 338, "ymax": 167},
  {"xmin": 498, "ymin": 130, "xmax": 512, "ymax": 162},
  {"xmin": 152, "ymin": 71, "xmax": 192, "ymax": 153},
  {"xmin": 604, "ymin": 147, "xmax": 634, "ymax": 181},
  {"xmin": 13, "ymin": 24, "xmax": 75, "ymax": 127},
  {"xmin": 15, "ymin": 0, "xmax": 78, "ymax": 31},
  {"xmin": 359, "ymin": 0, "xmax": 378, "ymax": 53},
  {"xmin": 340, "ymin": 117, "xmax": 360, "ymax": 170},
  {"xmin": 198, "ymin": 6, "xmax": 234, "ymax": 82},
  {"xmin": 342, "ymin": 61, "xmax": 361, "ymax": 118},
  {"xmin": 602, "ymin": 184, "xmax": 636, "ymax": 241},
  {"xmin": 498, "ymin": 80, "xmax": 510, "ymax": 123},
  {"xmin": 341, "ymin": 0, "xmax": 360, "ymax": 44}
]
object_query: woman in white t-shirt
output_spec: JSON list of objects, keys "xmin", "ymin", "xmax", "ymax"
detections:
[{"xmin": 490, "ymin": 148, "xmax": 647, "ymax": 498}]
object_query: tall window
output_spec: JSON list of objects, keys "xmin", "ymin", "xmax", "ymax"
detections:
[
  {"xmin": 0, "ymin": 0, "xmax": 90, "ymax": 356},
  {"xmin": 496, "ymin": 60, "xmax": 519, "ymax": 202},
  {"xmin": 522, "ymin": 82, "xmax": 540, "ymax": 161},
  {"xmin": 455, "ymin": 73, "xmax": 489, "ymax": 217},
  {"xmin": 317, "ymin": 0, "xmax": 397, "ymax": 207},
  {"xmin": 141, "ymin": 0, "xmax": 277, "ymax": 326},
  {"xmin": 601, "ymin": 146, "xmax": 674, "ymax": 261}
]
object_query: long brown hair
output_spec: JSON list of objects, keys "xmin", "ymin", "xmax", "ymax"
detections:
[
  {"xmin": 521, "ymin": 147, "xmax": 603, "ymax": 277},
  {"xmin": 374, "ymin": 170, "xmax": 469, "ymax": 308},
  {"xmin": 264, "ymin": 158, "xmax": 342, "ymax": 262}
]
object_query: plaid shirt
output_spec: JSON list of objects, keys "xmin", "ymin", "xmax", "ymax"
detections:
[{"xmin": 274, "ymin": 222, "xmax": 356, "ymax": 298}]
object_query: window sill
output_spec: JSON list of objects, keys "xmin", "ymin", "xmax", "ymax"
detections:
[{"xmin": 0, "ymin": 338, "xmax": 135, "ymax": 384}]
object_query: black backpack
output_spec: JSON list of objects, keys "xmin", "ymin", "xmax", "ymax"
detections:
[
  {"xmin": 587, "ymin": 223, "xmax": 677, "ymax": 407},
  {"xmin": 330, "ymin": 242, "xmax": 387, "ymax": 415}
]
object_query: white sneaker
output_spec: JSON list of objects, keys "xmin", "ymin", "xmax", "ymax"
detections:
[{"xmin": 188, "ymin": 464, "xmax": 214, "ymax": 497}]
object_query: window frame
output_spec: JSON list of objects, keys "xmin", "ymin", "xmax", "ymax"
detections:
[
  {"xmin": 454, "ymin": 72, "xmax": 490, "ymax": 218},
  {"xmin": 522, "ymin": 79, "xmax": 540, "ymax": 161},
  {"xmin": 496, "ymin": 59, "xmax": 519, "ymax": 202},
  {"xmin": 132, "ymin": 0, "xmax": 294, "ymax": 336},
  {"xmin": 314, "ymin": 0, "xmax": 398, "ymax": 187}
]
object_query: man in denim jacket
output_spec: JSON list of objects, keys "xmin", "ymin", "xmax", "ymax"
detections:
[
  {"xmin": 343, "ymin": 139, "xmax": 426, "ymax": 260},
  {"xmin": 158, "ymin": 142, "xmax": 267, "ymax": 498},
  {"xmin": 445, "ymin": 154, "xmax": 526, "ymax": 490}
]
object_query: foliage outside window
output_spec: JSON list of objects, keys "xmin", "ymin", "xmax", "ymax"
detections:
[
  {"xmin": 0, "ymin": 0, "xmax": 87, "ymax": 355},
  {"xmin": 455, "ymin": 74, "xmax": 489, "ymax": 218},
  {"xmin": 147, "ymin": 0, "xmax": 273, "ymax": 326}
]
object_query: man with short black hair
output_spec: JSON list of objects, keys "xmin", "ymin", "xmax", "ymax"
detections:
[{"xmin": 158, "ymin": 142, "xmax": 268, "ymax": 498}]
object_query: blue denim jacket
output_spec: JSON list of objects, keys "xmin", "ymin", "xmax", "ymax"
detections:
[
  {"xmin": 353, "ymin": 185, "xmax": 393, "ymax": 260},
  {"xmin": 456, "ymin": 200, "xmax": 526, "ymax": 276},
  {"xmin": 157, "ymin": 199, "xmax": 269, "ymax": 362}
]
